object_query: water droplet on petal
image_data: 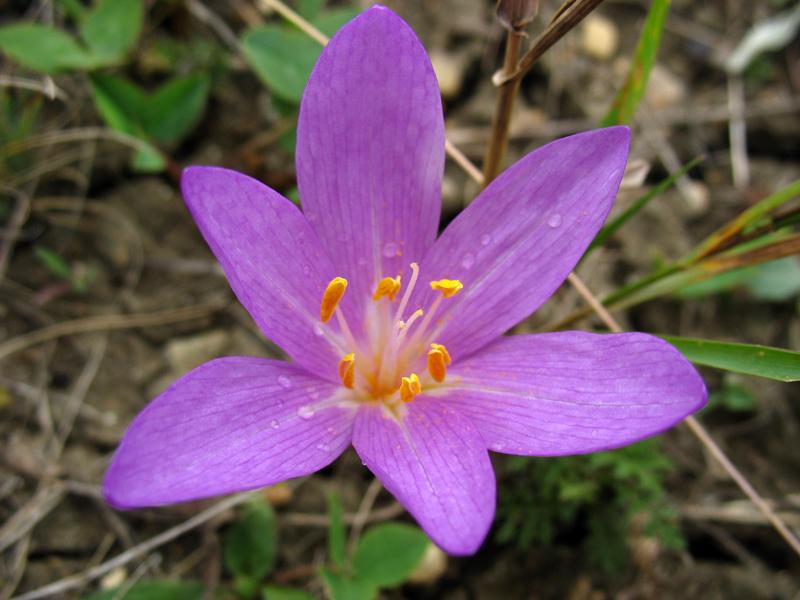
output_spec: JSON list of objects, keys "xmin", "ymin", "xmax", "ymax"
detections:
[
  {"xmin": 302, "ymin": 264, "xmax": 311, "ymax": 275},
  {"xmin": 313, "ymin": 323, "xmax": 325, "ymax": 337},
  {"xmin": 480, "ymin": 234, "xmax": 491, "ymax": 246},
  {"xmin": 357, "ymin": 257, "xmax": 368, "ymax": 267},
  {"xmin": 547, "ymin": 213, "xmax": 562, "ymax": 228},
  {"xmin": 269, "ymin": 420, "xmax": 280, "ymax": 429},
  {"xmin": 382, "ymin": 241, "xmax": 400, "ymax": 258},
  {"xmin": 277, "ymin": 375, "xmax": 292, "ymax": 389},
  {"xmin": 297, "ymin": 405, "xmax": 315, "ymax": 420},
  {"xmin": 494, "ymin": 441, "xmax": 506, "ymax": 451},
  {"xmin": 316, "ymin": 442, "xmax": 329, "ymax": 452},
  {"xmin": 461, "ymin": 252, "xmax": 475, "ymax": 269}
]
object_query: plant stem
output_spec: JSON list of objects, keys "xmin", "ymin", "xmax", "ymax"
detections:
[{"xmin": 482, "ymin": 30, "xmax": 524, "ymax": 185}]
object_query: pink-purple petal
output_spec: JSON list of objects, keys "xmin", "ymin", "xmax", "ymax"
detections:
[
  {"xmin": 352, "ymin": 398, "xmax": 495, "ymax": 555},
  {"xmin": 446, "ymin": 332, "xmax": 707, "ymax": 455},
  {"xmin": 181, "ymin": 166, "xmax": 342, "ymax": 381},
  {"xmin": 104, "ymin": 358, "xmax": 356, "ymax": 508},
  {"xmin": 415, "ymin": 127, "xmax": 630, "ymax": 360},
  {"xmin": 297, "ymin": 6, "xmax": 445, "ymax": 317}
]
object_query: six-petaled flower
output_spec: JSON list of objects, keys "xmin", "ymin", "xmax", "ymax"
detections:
[{"xmin": 103, "ymin": 5, "xmax": 707, "ymax": 555}]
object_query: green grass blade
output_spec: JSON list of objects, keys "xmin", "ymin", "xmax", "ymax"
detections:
[
  {"xmin": 586, "ymin": 156, "xmax": 702, "ymax": 256},
  {"xmin": 685, "ymin": 178, "xmax": 800, "ymax": 263},
  {"xmin": 661, "ymin": 336, "xmax": 800, "ymax": 382},
  {"xmin": 601, "ymin": 0, "xmax": 671, "ymax": 126}
]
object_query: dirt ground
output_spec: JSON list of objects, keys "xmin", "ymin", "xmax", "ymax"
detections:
[{"xmin": 1, "ymin": 0, "xmax": 799, "ymax": 598}]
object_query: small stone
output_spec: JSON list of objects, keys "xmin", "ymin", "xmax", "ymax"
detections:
[
  {"xmin": 643, "ymin": 64, "xmax": 687, "ymax": 110},
  {"xmin": 407, "ymin": 543, "xmax": 448, "ymax": 585},
  {"xmin": 100, "ymin": 567, "xmax": 127, "ymax": 590},
  {"xmin": 263, "ymin": 483, "xmax": 293, "ymax": 507},
  {"xmin": 164, "ymin": 330, "xmax": 230, "ymax": 374},
  {"xmin": 581, "ymin": 15, "xmax": 619, "ymax": 61},
  {"xmin": 430, "ymin": 50, "xmax": 466, "ymax": 99}
]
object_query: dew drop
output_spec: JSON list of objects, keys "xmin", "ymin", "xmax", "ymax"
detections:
[
  {"xmin": 494, "ymin": 441, "xmax": 506, "ymax": 451},
  {"xmin": 297, "ymin": 405, "xmax": 316, "ymax": 420},
  {"xmin": 547, "ymin": 213, "xmax": 562, "ymax": 228},
  {"xmin": 357, "ymin": 257, "xmax": 368, "ymax": 267},
  {"xmin": 382, "ymin": 241, "xmax": 400, "ymax": 258},
  {"xmin": 461, "ymin": 252, "xmax": 475, "ymax": 269},
  {"xmin": 269, "ymin": 420, "xmax": 280, "ymax": 429},
  {"xmin": 316, "ymin": 442, "xmax": 329, "ymax": 452},
  {"xmin": 302, "ymin": 264, "xmax": 311, "ymax": 275},
  {"xmin": 313, "ymin": 323, "xmax": 325, "ymax": 337},
  {"xmin": 277, "ymin": 375, "xmax": 292, "ymax": 389},
  {"xmin": 480, "ymin": 234, "xmax": 491, "ymax": 246}
]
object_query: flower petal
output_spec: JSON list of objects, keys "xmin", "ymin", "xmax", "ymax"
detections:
[
  {"xmin": 181, "ymin": 166, "xmax": 343, "ymax": 380},
  {"xmin": 352, "ymin": 398, "xmax": 495, "ymax": 555},
  {"xmin": 104, "ymin": 358, "xmax": 356, "ymax": 508},
  {"xmin": 297, "ymin": 6, "xmax": 445, "ymax": 316},
  {"xmin": 415, "ymin": 127, "xmax": 630, "ymax": 359},
  {"xmin": 446, "ymin": 332, "xmax": 707, "ymax": 455}
]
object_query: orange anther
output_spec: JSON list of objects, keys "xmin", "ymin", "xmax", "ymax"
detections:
[{"xmin": 320, "ymin": 277, "xmax": 347, "ymax": 322}]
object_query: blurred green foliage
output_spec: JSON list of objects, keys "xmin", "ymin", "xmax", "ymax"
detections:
[{"xmin": 496, "ymin": 439, "xmax": 684, "ymax": 575}]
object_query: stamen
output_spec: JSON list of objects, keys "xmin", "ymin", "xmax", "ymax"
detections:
[
  {"xmin": 320, "ymin": 277, "xmax": 348, "ymax": 322},
  {"xmin": 373, "ymin": 276, "xmax": 402, "ymax": 301},
  {"xmin": 338, "ymin": 353, "xmax": 355, "ymax": 389},
  {"xmin": 427, "ymin": 349, "xmax": 447, "ymax": 382},
  {"xmin": 430, "ymin": 279, "xmax": 463, "ymax": 298},
  {"xmin": 394, "ymin": 262, "xmax": 419, "ymax": 322},
  {"xmin": 399, "ymin": 373, "xmax": 421, "ymax": 403},
  {"xmin": 430, "ymin": 343, "xmax": 452, "ymax": 365}
]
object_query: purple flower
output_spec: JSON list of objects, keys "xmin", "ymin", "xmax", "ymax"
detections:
[{"xmin": 103, "ymin": 6, "xmax": 706, "ymax": 555}]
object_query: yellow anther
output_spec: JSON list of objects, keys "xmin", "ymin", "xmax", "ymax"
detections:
[
  {"xmin": 338, "ymin": 353, "xmax": 355, "ymax": 389},
  {"xmin": 399, "ymin": 373, "xmax": 422, "ymax": 403},
  {"xmin": 430, "ymin": 279, "xmax": 463, "ymax": 298},
  {"xmin": 427, "ymin": 349, "xmax": 447, "ymax": 383},
  {"xmin": 320, "ymin": 277, "xmax": 348, "ymax": 322},
  {"xmin": 372, "ymin": 275, "xmax": 402, "ymax": 301},
  {"xmin": 430, "ymin": 343, "xmax": 452, "ymax": 365}
]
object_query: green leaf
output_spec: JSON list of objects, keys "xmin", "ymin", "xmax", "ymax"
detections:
[
  {"xmin": 89, "ymin": 73, "xmax": 146, "ymax": 135},
  {"xmin": 242, "ymin": 25, "xmax": 321, "ymax": 103},
  {"xmin": 82, "ymin": 579, "xmax": 204, "ymax": 600},
  {"xmin": 262, "ymin": 586, "xmax": 315, "ymax": 600},
  {"xmin": 601, "ymin": 0, "xmax": 671, "ymax": 126},
  {"xmin": 224, "ymin": 500, "xmax": 278, "ymax": 581},
  {"xmin": 0, "ymin": 24, "xmax": 97, "ymax": 73},
  {"xmin": 312, "ymin": 8, "xmax": 361, "ymax": 37},
  {"xmin": 327, "ymin": 493, "xmax": 346, "ymax": 570},
  {"xmin": 351, "ymin": 523, "xmax": 429, "ymax": 587},
  {"xmin": 707, "ymin": 376, "xmax": 757, "ymax": 413},
  {"xmin": 296, "ymin": 0, "xmax": 324, "ymax": 20},
  {"xmin": 587, "ymin": 156, "xmax": 703, "ymax": 255},
  {"xmin": 661, "ymin": 335, "xmax": 800, "ymax": 382},
  {"xmin": 320, "ymin": 569, "xmax": 376, "ymax": 600},
  {"xmin": 131, "ymin": 146, "xmax": 167, "ymax": 172},
  {"xmin": 80, "ymin": 0, "xmax": 143, "ymax": 62},
  {"xmin": 33, "ymin": 246, "xmax": 72, "ymax": 280},
  {"xmin": 745, "ymin": 256, "xmax": 800, "ymax": 301},
  {"xmin": 686, "ymin": 178, "xmax": 800, "ymax": 264},
  {"xmin": 141, "ymin": 74, "xmax": 210, "ymax": 144}
]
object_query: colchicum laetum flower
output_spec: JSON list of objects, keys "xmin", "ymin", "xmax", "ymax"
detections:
[{"xmin": 104, "ymin": 6, "xmax": 707, "ymax": 555}]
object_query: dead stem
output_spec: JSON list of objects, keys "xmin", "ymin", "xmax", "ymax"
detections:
[
  {"xmin": 0, "ymin": 299, "xmax": 228, "ymax": 361},
  {"xmin": 482, "ymin": 30, "xmax": 524, "ymax": 184}
]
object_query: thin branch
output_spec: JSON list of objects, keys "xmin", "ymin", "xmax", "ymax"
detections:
[
  {"xmin": 12, "ymin": 494, "xmax": 250, "ymax": 600},
  {"xmin": 347, "ymin": 478, "xmax": 383, "ymax": 555},
  {"xmin": 445, "ymin": 139, "xmax": 484, "ymax": 185},
  {"xmin": 483, "ymin": 29, "xmax": 525, "ymax": 184},
  {"xmin": 257, "ymin": 0, "xmax": 329, "ymax": 45},
  {"xmin": 514, "ymin": 0, "xmax": 607, "ymax": 81},
  {"xmin": 0, "ymin": 299, "xmax": 227, "ymax": 361}
]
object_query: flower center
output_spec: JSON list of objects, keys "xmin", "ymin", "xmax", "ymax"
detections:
[{"xmin": 318, "ymin": 262, "xmax": 462, "ymax": 405}]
